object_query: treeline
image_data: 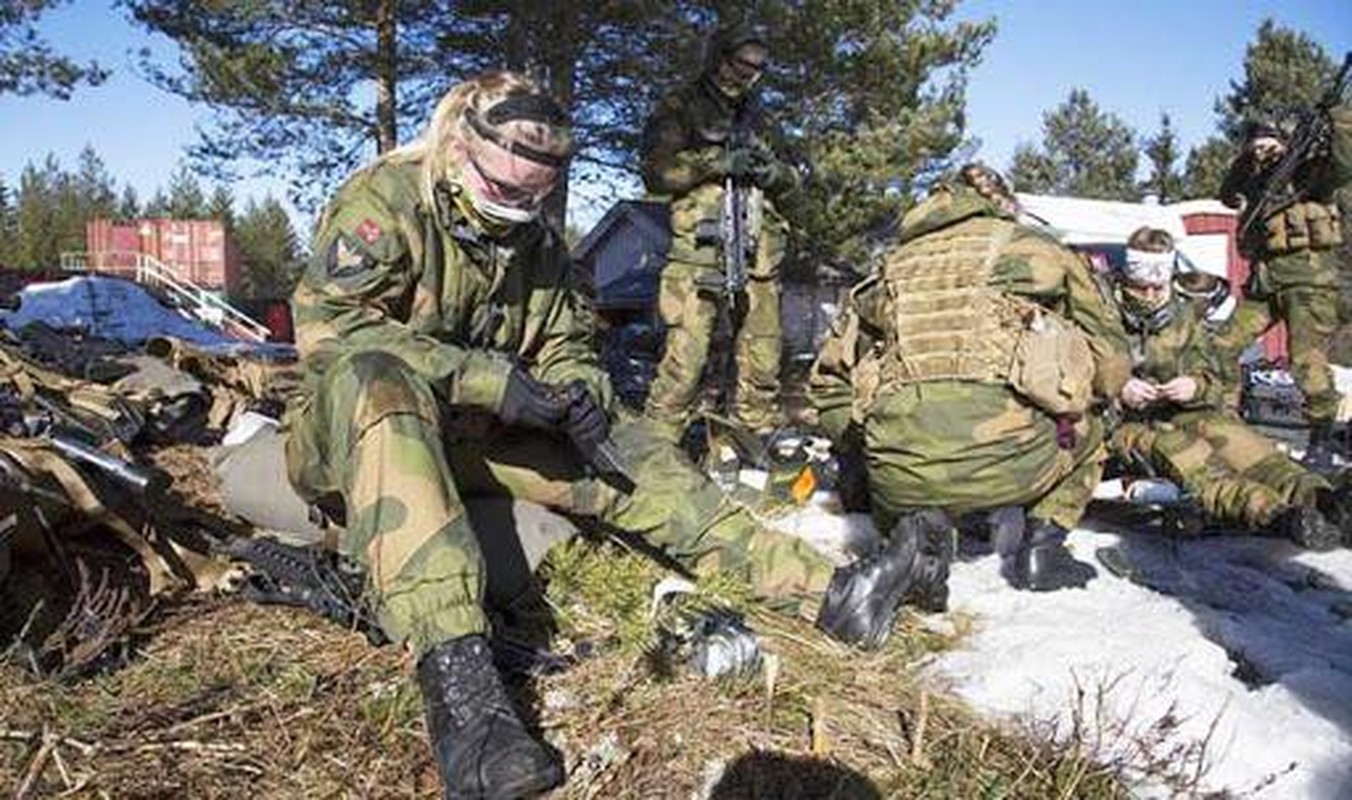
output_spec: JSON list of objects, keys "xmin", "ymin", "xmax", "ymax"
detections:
[
  {"xmin": 0, "ymin": 147, "xmax": 303, "ymax": 299},
  {"xmin": 1008, "ymin": 21, "xmax": 1344, "ymax": 204},
  {"xmin": 3, "ymin": 4, "xmax": 1343, "ymax": 279}
]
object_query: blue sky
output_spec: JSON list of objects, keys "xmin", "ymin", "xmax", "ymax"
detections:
[{"xmin": 2, "ymin": 0, "xmax": 1349, "ymax": 235}]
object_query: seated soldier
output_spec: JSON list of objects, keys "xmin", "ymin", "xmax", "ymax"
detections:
[
  {"xmin": 1107, "ymin": 226, "xmax": 1348, "ymax": 546},
  {"xmin": 809, "ymin": 164, "xmax": 1133, "ymax": 644},
  {"xmin": 284, "ymin": 70, "xmax": 918, "ymax": 799}
]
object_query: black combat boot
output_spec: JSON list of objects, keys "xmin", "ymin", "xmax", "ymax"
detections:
[
  {"xmin": 417, "ymin": 635, "xmax": 564, "ymax": 799},
  {"xmin": 1000, "ymin": 518, "xmax": 1097, "ymax": 592},
  {"xmin": 1302, "ymin": 421, "xmax": 1340, "ymax": 475},
  {"xmin": 816, "ymin": 508, "xmax": 952, "ymax": 650},
  {"xmin": 903, "ymin": 513, "xmax": 956, "ymax": 613},
  {"xmin": 1267, "ymin": 505, "xmax": 1342, "ymax": 552}
]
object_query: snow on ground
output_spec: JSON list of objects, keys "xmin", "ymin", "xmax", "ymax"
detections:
[
  {"xmin": 0, "ymin": 276, "xmax": 288, "ymax": 357},
  {"xmin": 773, "ymin": 500, "xmax": 1352, "ymax": 799}
]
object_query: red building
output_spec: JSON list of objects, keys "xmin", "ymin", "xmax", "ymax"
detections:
[{"xmin": 85, "ymin": 218, "xmax": 245, "ymax": 294}]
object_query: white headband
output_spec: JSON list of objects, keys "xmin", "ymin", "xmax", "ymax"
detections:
[{"xmin": 1123, "ymin": 248, "xmax": 1177, "ymax": 285}]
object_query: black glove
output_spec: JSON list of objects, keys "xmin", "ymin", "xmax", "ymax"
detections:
[
  {"xmin": 499, "ymin": 368, "xmax": 569, "ymax": 430},
  {"xmin": 749, "ymin": 153, "xmax": 787, "ymax": 190},
  {"xmin": 720, "ymin": 147, "xmax": 759, "ymax": 180},
  {"xmin": 561, "ymin": 380, "xmax": 610, "ymax": 456}
]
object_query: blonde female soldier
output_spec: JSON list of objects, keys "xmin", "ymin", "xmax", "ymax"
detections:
[{"xmin": 284, "ymin": 72, "xmax": 921, "ymax": 798}]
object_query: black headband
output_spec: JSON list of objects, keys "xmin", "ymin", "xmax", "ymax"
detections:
[{"xmin": 465, "ymin": 94, "xmax": 571, "ymax": 168}]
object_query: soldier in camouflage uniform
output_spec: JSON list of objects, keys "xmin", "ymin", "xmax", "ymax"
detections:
[
  {"xmin": 284, "ymin": 72, "xmax": 920, "ymax": 798},
  {"xmin": 810, "ymin": 165, "xmax": 1133, "ymax": 626},
  {"xmin": 1106, "ymin": 227, "xmax": 1347, "ymax": 546},
  {"xmin": 1218, "ymin": 103, "xmax": 1352, "ymax": 469},
  {"xmin": 640, "ymin": 24, "xmax": 799, "ymax": 439}
]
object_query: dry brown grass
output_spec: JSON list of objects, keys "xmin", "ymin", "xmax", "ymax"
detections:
[{"xmin": 1, "ymin": 535, "xmax": 1143, "ymax": 799}]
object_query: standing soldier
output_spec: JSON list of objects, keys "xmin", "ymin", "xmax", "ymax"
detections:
[
  {"xmin": 1217, "ymin": 95, "xmax": 1352, "ymax": 470},
  {"xmin": 810, "ymin": 165, "xmax": 1132, "ymax": 638},
  {"xmin": 285, "ymin": 71, "xmax": 921, "ymax": 798},
  {"xmin": 640, "ymin": 24, "xmax": 800, "ymax": 441},
  {"xmin": 1106, "ymin": 227, "xmax": 1346, "ymax": 545}
]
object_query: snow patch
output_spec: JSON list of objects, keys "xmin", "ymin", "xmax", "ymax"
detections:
[
  {"xmin": 935, "ymin": 527, "xmax": 1352, "ymax": 798},
  {"xmin": 777, "ymin": 505, "xmax": 1352, "ymax": 798}
]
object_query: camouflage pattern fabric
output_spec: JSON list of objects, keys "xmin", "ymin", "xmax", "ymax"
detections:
[
  {"xmin": 810, "ymin": 186, "xmax": 1131, "ymax": 533},
  {"xmin": 1111, "ymin": 298, "xmax": 1330, "ymax": 529},
  {"xmin": 1112, "ymin": 414, "xmax": 1326, "ymax": 528},
  {"xmin": 645, "ymin": 212, "xmax": 787, "ymax": 436},
  {"xmin": 1218, "ymin": 104, "xmax": 1352, "ymax": 425},
  {"xmin": 640, "ymin": 72, "xmax": 799, "ymax": 437},
  {"xmin": 1208, "ymin": 296, "xmax": 1272, "ymax": 405},
  {"xmin": 285, "ymin": 158, "xmax": 832, "ymax": 658}
]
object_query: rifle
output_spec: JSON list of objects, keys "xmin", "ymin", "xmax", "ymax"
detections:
[
  {"xmin": 1236, "ymin": 51, "xmax": 1352, "ymax": 247},
  {"xmin": 721, "ymin": 127, "xmax": 756, "ymax": 299},
  {"xmin": 698, "ymin": 127, "xmax": 762, "ymax": 421},
  {"xmin": 0, "ymin": 383, "xmax": 391, "ymax": 643}
]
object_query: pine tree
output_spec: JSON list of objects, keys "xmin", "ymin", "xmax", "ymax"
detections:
[
  {"xmin": 233, "ymin": 196, "xmax": 300, "ymax": 299},
  {"xmin": 1009, "ymin": 89, "xmax": 1140, "ymax": 201},
  {"xmin": 123, "ymin": 0, "xmax": 472, "ymax": 210},
  {"xmin": 117, "ymin": 184, "xmax": 141, "ymax": 220},
  {"xmin": 74, "ymin": 145, "xmax": 117, "ymax": 221},
  {"xmin": 208, "ymin": 185, "xmax": 236, "ymax": 229},
  {"xmin": 1178, "ymin": 19, "xmax": 1340, "ymax": 202},
  {"xmin": 1181, "ymin": 137, "xmax": 1235, "ymax": 200},
  {"xmin": 165, "ymin": 165, "xmax": 207, "ymax": 219},
  {"xmin": 1215, "ymin": 19, "xmax": 1341, "ymax": 142},
  {"xmin": 1142, "ymin": 113, "xmax": 1184, "ymax": 203},
  {"xmin": 14, "ymin": 158, "xmax": 60, "ymax": 270},
  {"xmin": 1, "ymin": 0, "xmax": 109, "ymax": 97},
  {"xmin": 144, "ymin": 189, "xmax": 170, "ymax": 218}
]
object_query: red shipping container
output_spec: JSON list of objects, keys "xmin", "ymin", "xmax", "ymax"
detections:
[{"xmin": 85, "ymin": 218, "xmax": 245, "ymax": 293}]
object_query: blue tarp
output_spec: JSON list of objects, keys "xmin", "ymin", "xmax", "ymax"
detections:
[{"xmin": 0, "ymin": 276, "xmax": 292, "ymax": 358}]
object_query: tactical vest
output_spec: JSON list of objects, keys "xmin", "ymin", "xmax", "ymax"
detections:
[
  {"xmin": 877, "ymin": 216, "xmax": 1094, "ymax": 416},
  {"xmin": 1262, "ymin": 199, "xmax": 1344, "ymax": 254},
  {"xmin": 879, "ymin": 216, "xmax": 1022, "ymax": 384}
]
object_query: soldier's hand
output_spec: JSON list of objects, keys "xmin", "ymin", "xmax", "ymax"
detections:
[
  {"xmin": 750, "ymin": 158, "xmax": 788, "ymax": 190},
  {"xmin": 1120, "ymin": 378, "xmax": 1160, "ymax": 409},
  {"xmin": 720, "ymin": 148, "xmax": 759, "ymax": 180},
  {"xmin": 561, "ymin": 380, "xmax": 610, "ymax": 455},
  {"xmin": 1158, "ymin": 376, "xmax": 1199, "ymax": 403},
  {"xmin": 499, "ymin": 368, "xmax": 570, "ymax": 430}
]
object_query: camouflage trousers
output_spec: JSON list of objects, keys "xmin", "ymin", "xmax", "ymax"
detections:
[
  {"xmin": 862, "ymin": 383, "xmax": 1107, "ymax": 534},
  {"xmin": 1111, "ymin": 410, "xmax": 1329, "ymax": 530},
  {"xmin": 284, "ymin": 350, "xmax": 834, "ymax": 657},
  {"xmin": 1218, "ymin": 253, "xmax": 1343, "ymax": 424},
  {"xmin": 645, "ymin": 211, "xmax": 787, "ymax": 438}
]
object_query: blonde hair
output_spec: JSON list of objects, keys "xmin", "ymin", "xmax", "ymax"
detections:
[
  {"xmin": 382, "ymin": 71, "xmax": 573, "ymax": 208},
  {"xmin": 1126, "ymin": 226, "xmax": 1174, "ymax": 253}
]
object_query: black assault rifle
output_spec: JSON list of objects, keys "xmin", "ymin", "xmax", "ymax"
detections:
[
  {"xmin": 1236, "ymin": 52, "xmax": 1352, "ymax": 248},
  {"xmin": 694, "ymin": 127, "xmax": 761, "ymax": 420}
]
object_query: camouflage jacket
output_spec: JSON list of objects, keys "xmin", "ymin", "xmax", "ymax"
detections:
[
  {"xmin": 291, "ymin": 159, "xmax": 610, "ymax": 416},
  {"xmin": 1220, "ymin": 104, "xmax": 1352, "ymax": 270},
  {"xmin": 1120, "ymin": 297, "xmax": 1227, "ymax": 420},
  {"xmin": 810, "ymin": 187, "xmax": 1131, "ymax": 441},
  {"xmin": 641, "ymin": 77, "xmax": 799, "ymax": 203}
]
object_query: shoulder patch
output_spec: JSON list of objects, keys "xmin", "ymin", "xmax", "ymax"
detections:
[{"xmin": 328, "ymin": 236, "xmax": 372, "ymax": 281}]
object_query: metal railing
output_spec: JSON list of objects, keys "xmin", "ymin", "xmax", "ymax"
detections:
[{"xmin": 59, "ymin": 250, "xmax": 271, "ymax": 342}]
